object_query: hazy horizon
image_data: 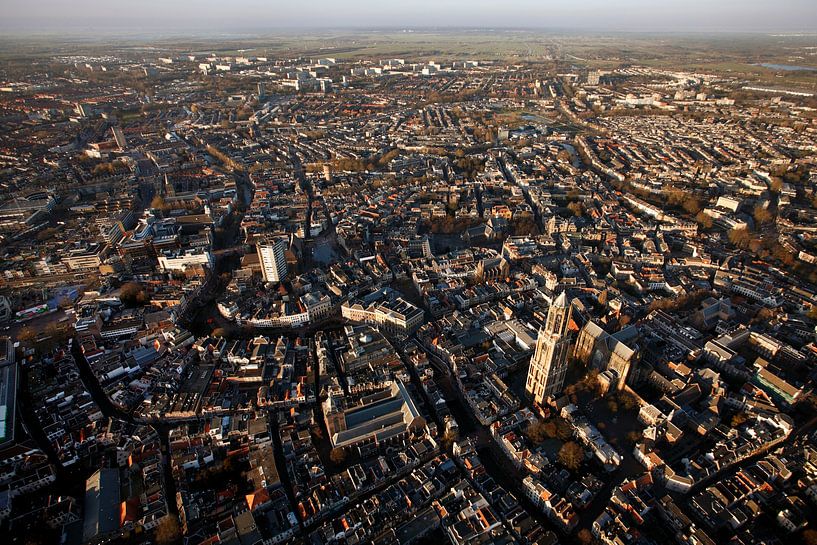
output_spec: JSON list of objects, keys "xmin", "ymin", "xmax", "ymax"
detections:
[{"xmin": 1, "ymin": 0, "xmax": 817, "ymax": 35}]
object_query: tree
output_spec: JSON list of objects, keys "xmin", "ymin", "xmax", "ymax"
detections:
[
  {"xmin": 557, "ymin": 150, "xmax": 572, "ymax": 163},
  {"xmin": 17, "ymin": 327, "xmax": 37, "ymax": 345},
  {"xmin": 542, "ymin": 421, "xmax": 558, "ymax": 440},
  {"xmin": 618, "ymin": 391, "xmax": 638, "ymax": 411},
  {"xmin": 151, "ymin": 195, "xmax": 170, "ymax": 211},
  {"xmin": 525, "ymin": 420, "xmax": 556, "ymax": 444},
  {"xmin": 154, "ymin": 515, "xmax": 181, "ymax": 545},
  {"xmin": 555, "ymin": 419, "xmax": 573, "ymax": 441},
  {"xmin": 753, "ymin": 204, "xmax": 773, "ymax": 225},
  {"xmin": 731, "ymin": 412, "xmax": 751, "ymax": 427},
  {"xmin": 558, "ymin": 441, "xmax": 584, "ymax": 470},
  {"xmin": 377, "ymin": 149, "xmax": 400, "ymax": 167},
  {"xmin": 92, "ymin": 162, "xmax": 117, "ymax": 176},
  {"xmin": 577, "ymin": 528, "xmax": 595, "ymax": 545},
  {"xmin": 682, "ymin": 197, "xmax": 702, "ymax": 215},
  {"xmin": 649, "ymin": 289, "xmax": 714, "ymax": 314},
  {"xmin": 800, "ymin": 529, "xmax": 817, "ymax": 545},
  {"xmin": 37, "ymin": 227, "xmax": 60, "ymax": 241},
  {"xmin": 510, "ymin": 216, "xmax": 540, "ymax": 236},
  {"xmin": 329, "ymin": 448, "xmax": 347, "ymax": 465},
  {"xmin": 728, "ymin": 227, "xmax": 752, "ymax": 249},
  {"xmin": 119, "ymin": 282, "xmax": 149, "ymax": 307},
  {"xmin": 311, "ymin": 425, "xmax": 324, "ymax": 440},
  {"xmin": 695, "ymin": 211, "xmax": 713, "ymax": 229},
  {"xmin": 753, "ymin": 307, "xmax": 775, "ymax": 324},
  {"xmin": 44, "ymin": 323, "xmax": 68, "ymax": 344},
  {"xmin": 567, "ymin": 201, "xmax": 585, "ymax": 217},
  {"xmin": 441, "ymin": 430, "xmax": 458, "ymax": 451},
  {"xmin": 664, "ymin": 188, "xmax": 701, "ymax": 215},
  {"xmin": 580, "ymin": 369, "xmax": 601, "ymax": 392}
]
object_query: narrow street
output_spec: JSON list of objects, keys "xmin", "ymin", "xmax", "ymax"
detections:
[
  {"xmin": 70, "ymin": 339, "xmax": 181, "ymax": 517},
  {"xmin": 474, "ymin": 182, "xmax": 485, "ymax": 218},
  {"xmin": 410, "ymin": 339, "xmax": 565, "ymax": 538},
  {"xmin": 497, "ymin": 154, "xmax": 545, "ymax": 233},
  {"xmin": 70, "ymin": 339, "xmax": 135, "ymax": 424},
  {"xmin": 17, "ymin": 367, "xmax": 72, "ymax": 477},
  {"xmin": 268, "ymin": 416, "xmax": 302, "ymax": 527}
]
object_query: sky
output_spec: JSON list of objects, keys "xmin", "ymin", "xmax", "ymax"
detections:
[{"xmin": 1, "ymin": 0, "xmax": 816, "ymax": 34}]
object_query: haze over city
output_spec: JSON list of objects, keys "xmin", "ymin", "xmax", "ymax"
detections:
[{"xmin": 1, "ymin": 0, "xmax": 817, "ymax": 34}]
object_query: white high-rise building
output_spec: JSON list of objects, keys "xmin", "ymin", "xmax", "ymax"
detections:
[
  {"xmin": 257, "ymin": 239, "xmax": 288, "ymax": 283},
  {"xmin": 526, "ymin": 292, "xmax": 574, "ymax": 405}
]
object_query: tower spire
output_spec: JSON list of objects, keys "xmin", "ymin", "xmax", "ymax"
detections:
[{"xmin": 526, "ymin": 292, "xmax": 574, "ymax": 405}]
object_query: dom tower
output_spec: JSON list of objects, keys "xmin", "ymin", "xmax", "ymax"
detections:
[{"xmin": 526, "ymin": 292, "xmax": 574, "ymax": 405}]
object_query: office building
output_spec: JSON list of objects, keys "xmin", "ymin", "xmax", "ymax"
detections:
[{"xmin": 257, "ymin": 238, "xmax": 288, "ymax": 283}]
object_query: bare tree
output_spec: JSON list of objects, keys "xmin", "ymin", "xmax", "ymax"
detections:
[
  {"xmin": 558, "ymin": 441, "xmax": 584, "ymax": 470},
  {"xmin": 154, "ymin": 515, "xmax": 181, "ymax": 545},
  {"xmin": 329, "ymin": 448, "xmax": 347, "ymax": 465}
]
